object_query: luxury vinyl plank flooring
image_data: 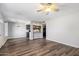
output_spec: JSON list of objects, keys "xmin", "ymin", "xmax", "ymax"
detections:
[{"xmin": 0, "ymin": 38, "xmax": 79, "ymax": 56}]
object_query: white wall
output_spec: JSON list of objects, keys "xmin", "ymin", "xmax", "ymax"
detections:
[
  {"xmin": 46, "ymin": 10, "xmax": 79, "ymax": 48},
  {"xmin": 33, "ymin": 32, "xmax": 43, "ymax": 39},
  {"xmin": 0, "ymin": 20, "xmax": 4, "ymax": 48},
  {"xmin": 8, "ymin": 22, "xmax": 27, "ymax": 38},
  {"xmin": 4, "ymin": 22, "xmax": 8, "ymax": 37}
]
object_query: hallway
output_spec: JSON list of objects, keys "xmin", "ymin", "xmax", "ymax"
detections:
[{"xmin": 0, "ymin": 38, "xmax": 79, "ymax": 56}]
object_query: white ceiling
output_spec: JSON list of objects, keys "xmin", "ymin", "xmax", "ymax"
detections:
[{"xmin": 0, "ymin": 3, "xmax": 79, "ymax": 22}]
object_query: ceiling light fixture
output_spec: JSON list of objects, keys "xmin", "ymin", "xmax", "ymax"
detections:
[{"xmin": 37, "ymin": 3, "xmax": 59, "ymax": 15}]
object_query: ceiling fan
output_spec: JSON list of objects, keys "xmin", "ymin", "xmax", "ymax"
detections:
[{"xmin": 37, "ymin": 3, "xmax": 59, "ymax": 15}]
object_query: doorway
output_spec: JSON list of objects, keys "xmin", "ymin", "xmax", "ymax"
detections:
[
  {"xmin": 43, "ymin": 24, "xmax": 46, "ymax": 39},
  {"xmin": 26, "ymin": 25, "xmax": 30, "ymax": 40}
]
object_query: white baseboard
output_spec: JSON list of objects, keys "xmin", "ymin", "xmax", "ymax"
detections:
[
  {"xmin": 8, "ymin": 36, "xmax": 26, "ymax": 39},
  {"xmin": 47, "ymin": 39, "xmax": 79, "ymax": 48}
]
